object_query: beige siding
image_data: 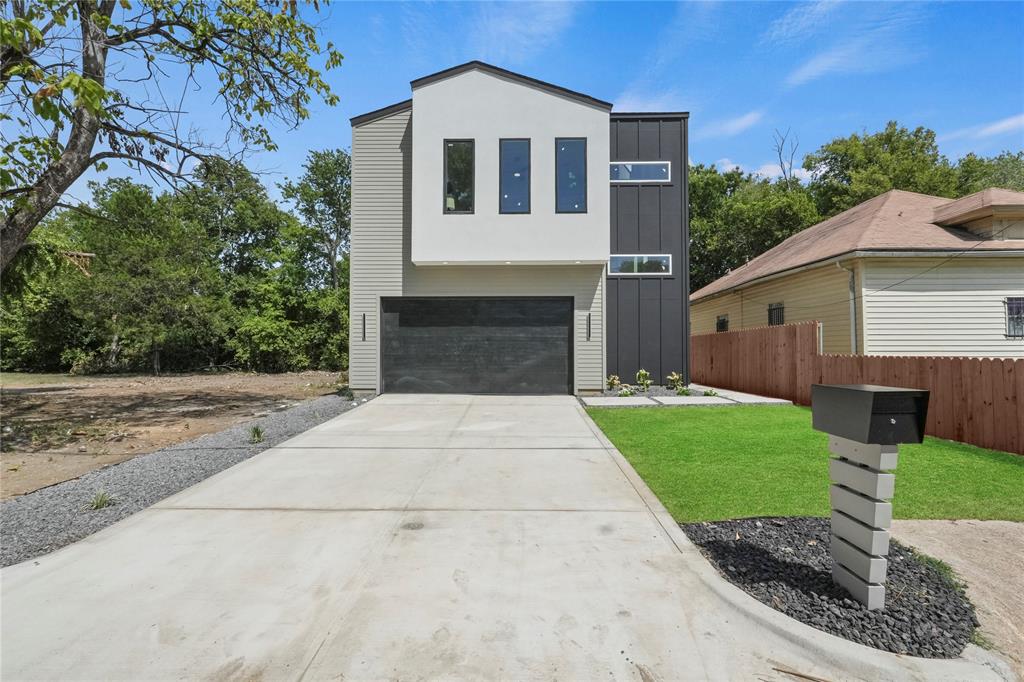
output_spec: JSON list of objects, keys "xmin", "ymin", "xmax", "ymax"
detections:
[
  {"xmin": 691, "ymin": 264, "xmax": 856, "ymax": 354},
  {"xmin": 349, "ymin": 108, "xmax": 606, "ymax": 392},
  {"xmin": 349, "ymin": 109, "xmax": 411, "ymax": 389},
  {"xmin": 861, "ymin": 256, "xmax": 1024, "ymax": 358}
]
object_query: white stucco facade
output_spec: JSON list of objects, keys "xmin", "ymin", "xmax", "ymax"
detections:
[{"xmin": 410, "ymin": 69, "xmax": 610, "ymax": 265}]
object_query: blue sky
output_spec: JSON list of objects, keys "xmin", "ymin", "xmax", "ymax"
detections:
[{"xmin": 77, "ymin": 1, "xmax": 1024, "ymax": 201}]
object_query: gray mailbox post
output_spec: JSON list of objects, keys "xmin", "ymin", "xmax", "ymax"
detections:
[{"xmin": 811, "ymin": 384, "xmax": 930, "ymax": 610}]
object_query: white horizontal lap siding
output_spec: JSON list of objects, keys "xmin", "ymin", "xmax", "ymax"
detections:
[
  {"xmin": 349, "ymin": 109, "xmax": 411, "ymax": 390},
  {"xmin": 861, "ymin": 257, "xmax": 1024, "ymax": 358},
  {"xmin": 404, "ymin": 264, "xmax": 606, "ymax": 391}
]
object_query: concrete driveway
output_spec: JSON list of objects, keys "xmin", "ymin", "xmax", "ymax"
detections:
[{"xmin": 1, "ymin": 395, "xmax": 1009, "ymax": 681}]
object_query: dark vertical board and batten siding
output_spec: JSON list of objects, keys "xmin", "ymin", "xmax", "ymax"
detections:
[{"xmin": 607, "ymin": 115, "xmax": 690, "ymax": 383}]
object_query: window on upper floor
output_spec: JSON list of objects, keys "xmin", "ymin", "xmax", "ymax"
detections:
[
  {"xmin": 768, "ymin": 302, "xmax": 785, "ymax": 326},
  {"xmin": 716, "ymin": 315, "xmax": 729, "ymax": 333},
  {"xmin": 555, "ymin": 138, "xmax": 587, "ymax": 213},
  {"xmin": 444, "ymin": 139, "xmax": 474, "ymax": 214},
  {"xmin": 499, "ymin": 139, "xmax": 530, "ymax": 214},
  {"xmin": 1007, "ymin": 297, "xmax": 1024, "ymax": 338},
  {"xmin": 610, "ymin": 161, "xmax": 671, "ymax": 183},
  {"xmin": 608, "ymin": 254, "xmax": 671, "ymax": 276}
]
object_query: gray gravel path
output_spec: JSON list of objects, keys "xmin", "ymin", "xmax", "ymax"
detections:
[{"xmin": 1, "ymin": 393, "xmax": 371, "ymax": 567}]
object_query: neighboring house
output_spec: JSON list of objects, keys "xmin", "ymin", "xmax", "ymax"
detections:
[
  {"xmin": 348, "ymin": 62, "xmax": 690, "ymax": 394},
  {"xmin": 691, "ymin": 188, "xmax": 1024, "ymax": 358}
]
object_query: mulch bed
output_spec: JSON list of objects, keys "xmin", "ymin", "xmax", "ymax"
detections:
[{"xmin": 681, "ymin": 516, "xmax": 978, "ymax": 658}]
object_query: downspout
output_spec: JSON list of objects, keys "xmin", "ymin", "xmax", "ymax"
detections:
[{"xmin": 836, "ymin": 261, "xmax": 858, "ymax": 354}]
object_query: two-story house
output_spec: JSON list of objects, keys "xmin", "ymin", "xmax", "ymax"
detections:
[{"xmin": 348, "ymin": 62, "xmax": 690, "ymax": 394}]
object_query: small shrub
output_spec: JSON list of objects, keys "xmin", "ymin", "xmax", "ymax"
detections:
[
  {"xmin": 676, "ymin": 386, "xmax": 692, "ymax": 396},
  {"xmin": 606, "ymin": 374, "xmax": 621, "ymax": 390},
  {"xmin": 703, "ymin": 389, "xmax": 718, "ymax": 397},
  {"xmin": 665, "ymin": 371, "xmax": 684, "ymax": 390},
  {"xmin": 618, "ymin": 384, "xmax": 635, "ymax": 397},
  {"xmin": 635, "ymin": 368, "xmax": 652, "ymax": 391},
  {"xmin": 89, "ymin": 491, "xmax": 113, "ymax": 510},
  {"xmin": 249, "ymin": 425, "xmax": 265, "ymax": 444}
]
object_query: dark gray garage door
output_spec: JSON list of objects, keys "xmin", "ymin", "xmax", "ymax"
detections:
[{"xmin": 381, "ymin": 297, "xmax": 573, "ymax": 394}]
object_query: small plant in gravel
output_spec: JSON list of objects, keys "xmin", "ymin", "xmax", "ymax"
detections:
[
  {"xmin": 635, "ymin": 369, "xmax": 652, "ymax": 391},
  {"xmin": 676, "ymin": 386, "xmax": 692, "ymax": 396},
  {"xmin": 665, "ymin": 371, "xmax": 684, "ymax": 390},
  {"xmin": 89, "ymin": 491, "xmax": 113, "ymax": 510},
  {"xmin": 618, "ymin": 385, "xmax": 636, "ymax": 397},
  {"xmin": 249, "ymin": 425, "xmax": 265, "ymax": 444},
  {"xmin": 703, "ymin": 388, "xmax": 718, "ymax": 397},
  {"xmin": 606, "ymin": 374, "xmax": 621, "ymax": 390}
]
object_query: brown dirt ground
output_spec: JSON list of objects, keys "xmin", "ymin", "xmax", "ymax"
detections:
[
  {"xmin": 891, "ymin": 519, "xmax": 1024, "ymax": 678},
  {"xmin": 0, "ymin": 371, "xmax": 345, "ymax": 500}
]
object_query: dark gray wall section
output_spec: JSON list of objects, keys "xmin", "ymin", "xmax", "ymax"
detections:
[
  {"xmin": 607, "ymin": 115, "xmax": 690, "ymax": 384},
  {"xmin": 381, "ymin": 297, "xmax": 573, "ymax": 394}
]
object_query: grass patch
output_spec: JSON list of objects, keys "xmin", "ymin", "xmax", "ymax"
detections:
[
  {"xmin": 248, "ymin": 425, "xmax": 265, "ymax": 444},
  {"xmin": 587, "ymin": 405, "xmax": 1024, "ymax": 523},
  {"xmin": 89, "ymin": 491, "xmax": 113, "ymax": 510}
]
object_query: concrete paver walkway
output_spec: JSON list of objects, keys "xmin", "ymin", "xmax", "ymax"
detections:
[{"xmin": 1, "ymin": 395, "xmax": 1010, "ymax": 681}]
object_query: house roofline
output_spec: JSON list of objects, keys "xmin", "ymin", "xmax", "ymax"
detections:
[
  {"xmin": 350, "ymin": 99, "xmax": 412, "ymax": 127},
  {"xmin": 409, "ymin": 61, "xmax": 613, "ymax": 110},
  {"xmin": 690, "ymin": 247, "xmax": 1024, "ymax": 304},
  {"xmin": 611, "ymin": 112, "xmax": 690, "ymax": 120}
]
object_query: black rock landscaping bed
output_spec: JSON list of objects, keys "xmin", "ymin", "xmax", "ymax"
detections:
[
  {"xmin": 601, "ymin": 385, "xmax": 714, "ymax": 398},
  {"xmin": 681, "ymin": 516, "xmax": 978, "ymax": 658}
]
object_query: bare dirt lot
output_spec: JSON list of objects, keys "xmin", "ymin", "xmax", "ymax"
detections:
[{"xmin": 0, "ymin": 371, "xmax": 345, "ymax": 500}]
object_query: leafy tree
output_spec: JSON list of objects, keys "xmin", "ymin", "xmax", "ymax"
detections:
[
  {"xmin": 60, "ymin": 178, "xmax": 228, "ymax": 373},
  {"xmin": 689, "ymin": 164, "xmax": 819, "ymax": 291},
  {"xmin": 803, "ymin": 121, "xmax": 958, "ymax": 217},
  {"xmin": 280, "ymin": 149, "xmax": 352, "ymax": 291},
  {"xmin": 1, "ymin": 0, "xmax": 343, "ymax": 273},
  {"xmin": 955, "ymin": 151, "xmax": 1024, "ymax": 195}
]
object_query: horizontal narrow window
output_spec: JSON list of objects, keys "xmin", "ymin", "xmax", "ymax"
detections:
[
  {"xmin": 499, "ymin": 138, "xmax": 530, "ymax": 214},
  {"xmin": 556, "ymin": 138, "xmax": 587, "ymax": 213},
  {"xmin": 716, "ymin": 315, "xmax": 729, "ymax": 333},
  {"xmin": 768, "ymin": 302, "xmax": 785, "ymax": 326},
  {"xmin": 444, "ymin": 139, "xmax": 474, "ymax": 214},
  {"xmin": 608, "ymin": 254, "xmax": 671, "ymax": 276},
  {"xmin": 610, "ymin": 161, "xmax": 671, "ymax": 183},
  {"xmin": 1007, "ymin": 297, "xmax": 1024, "ymax": 338}
]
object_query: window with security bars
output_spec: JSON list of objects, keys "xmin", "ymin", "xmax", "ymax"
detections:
[
  {"xmin": 716, "ymin": 315, "xmax": 729, "ymax": 332},
  {"xmin": 768, "ymin": 302, "xmax": 785, "ymax": 326},
  {"xmin": 1007, "ymin": 297, "xmax": 1024, "ymax": 338}
]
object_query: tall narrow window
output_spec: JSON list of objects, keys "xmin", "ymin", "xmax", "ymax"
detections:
[
  {"xmin": 1007, "ymin": 297, "xmax": 1024, "ymax": 338},
  {"xmin": 499, "ymin": 139, "xmax": 530, "ymax": 214},
  {"xmin": 768, "ymin": 302, "xmax": 785, "ymax": 326},
  {"xmin": 555, "ymin": 138, "xmax": 587, "ymax": 213},
  {"xmin": 444, "ymin": 139, "xmax": 474, "ymax": 214}
]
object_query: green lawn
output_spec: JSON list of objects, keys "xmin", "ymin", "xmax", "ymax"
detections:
[{"xmin": 587, "ymin": 405, "xmax": 1024, "ymax": 523}]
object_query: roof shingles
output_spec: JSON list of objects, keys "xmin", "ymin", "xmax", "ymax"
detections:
[{"xmin": 691, "ymin": 189, "xmax": 1024, "ymax": 302}]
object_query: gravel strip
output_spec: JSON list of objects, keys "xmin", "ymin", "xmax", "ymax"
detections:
[
  {"xmin": 1, "ymin": 393, "xmax": 372, "ymax": 567},
  {"xmin": 682, "ymin": 517, "xmax": 978, "ymax": 658},
  {"xmin": 601, "ymin": 385, "xmax": 713, "ymax": 398}
]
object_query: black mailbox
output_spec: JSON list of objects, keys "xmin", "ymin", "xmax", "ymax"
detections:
[{"xmin": 811, "ymin": 384, "xmax": 930, "ymax": 445}]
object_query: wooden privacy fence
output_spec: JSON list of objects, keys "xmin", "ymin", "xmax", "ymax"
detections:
[{"xmin": 691, "ymin": 322, "xmax": 1024, "ymax": 455}]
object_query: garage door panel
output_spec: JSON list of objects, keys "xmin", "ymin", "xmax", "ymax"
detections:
[{"xmin": 381, "ymin": 298, "xmax": 572, "ymax": 394}]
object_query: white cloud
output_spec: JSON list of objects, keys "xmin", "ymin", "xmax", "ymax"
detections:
[
  {"xmin": 783, "ymin": 4, "xmax": 925, "ymax": 88},
  {"xmin": 613, "ymin": 88, "xmax": 687, "ymax": 113},
  {"xmin": 470, "ymin": 2, "xmax": 577, "ymax": 65},
  {"xmin": 699, "ymin": 110, "xmax": 764, "ymax": 138},
  {"xmin": 712, "ymin": 158, "xmax": 810, "ymax": 182},
  {"xmin": 940, "ymin": 113, "xmax": 1024, "ymax": 142},
  {"xmin": 761, "ymin": 1, "xmax": 843, "ymax": 45},
  {"xmin": 977, "ymin": 113, "xmax": 1024, "ymax": 138}
]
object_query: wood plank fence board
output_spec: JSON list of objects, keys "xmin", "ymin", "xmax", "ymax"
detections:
[{"xmin": 691, "ymin": 321, "xmax": 1023, "ymax": 455}]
